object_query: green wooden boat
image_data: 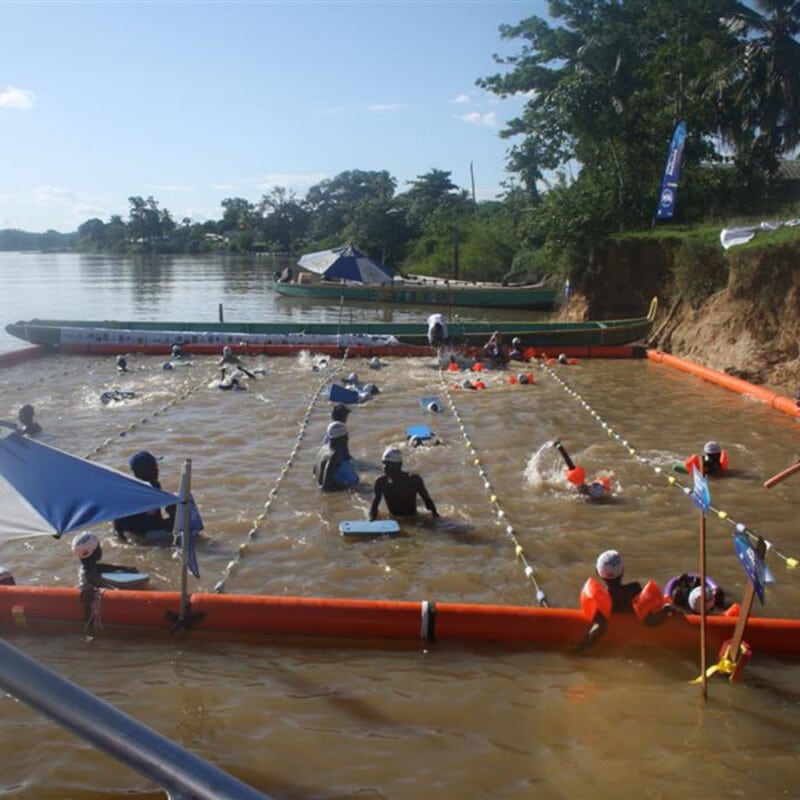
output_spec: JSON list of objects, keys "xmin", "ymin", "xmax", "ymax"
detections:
[
  {"xmin": 273, "ymin": 275, "xmax": 558, "ymax": 311},
  {"xmin": 280, "ymin": 244, "xmax": 557, "ymax": 310},
  {"xmin": 4, "ymin": 299, "xmax": 657, "ymax": 355}
]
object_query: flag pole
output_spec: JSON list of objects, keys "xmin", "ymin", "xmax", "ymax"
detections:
[
  {"xmin": 699, "ymin": 506, "xmax": 708, "ymax": 700},
  {"xmin": 179, "ymin": 459, "xmax": 192, "ymax": 625}
]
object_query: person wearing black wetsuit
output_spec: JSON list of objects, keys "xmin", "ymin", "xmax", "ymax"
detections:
[
  {"xmin": 113, "ymin": 450, "xmax": 176, "ymax": 546},
  {"xmin": 579, "ymin": 550, "xmax": 680, "ymax": 650},
  {"xmin": 369, "ymin": 447, "xmax": 439, "ymax": 521},
  {"xmin": 73, "ymin": 532, "xmax": 140, "ymax": 620}
]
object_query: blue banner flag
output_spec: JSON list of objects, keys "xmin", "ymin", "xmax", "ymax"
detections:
[
  {"xmin": 175, "ymin": 495, "xmax": 203, "ymax": 579},
  {"xmin": 690, "ymin": 464, "xmax": 710, "ymax": 515},
  {"xmin": 655, "ymin": 120, "xmax": 687, "ymax": 220},
  {"xmin": 733, "ymin": 533, "xmax": 774, "ymax": 604}
]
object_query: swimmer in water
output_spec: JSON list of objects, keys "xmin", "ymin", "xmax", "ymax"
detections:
[{"xmin": 16, "ymin": 404, "xmax": 42, "ymax": 436}]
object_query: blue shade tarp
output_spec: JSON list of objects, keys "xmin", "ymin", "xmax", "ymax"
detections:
[
  {"xmin": 0, "ymin": 431, "xmax": 178, "ymax": 539},
  {"xmin": 297, "ymin": 244, "xmax": 394, "ymax": 284}
]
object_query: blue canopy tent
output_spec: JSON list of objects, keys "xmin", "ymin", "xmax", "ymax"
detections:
[
  {"xmin": 0, "ymin": 429, "xmax": 178, "ymax": 539},
  {"xmin": 297, "ymin": 244, "xmax": 394, "ymax": 285}
]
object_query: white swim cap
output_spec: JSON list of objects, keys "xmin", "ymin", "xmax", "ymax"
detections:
[
  {"xmin": 327, "ymin": 421, "xmax": 348, "ymax": 439},
  {"xmin": 558, "ymin": 353, "xmax": 568, "ymax": 364},
  {"xmin": 223, "ymin": 346, "xmax": 232, "ymax": 356},
  {"xmin": 689, "ymin": 585, "xmax": 715, "ymax": 613},
  {"xmin": 73, "ymin": 532, "xmax": 100, "ymax": 559},
  {"xmin": 512, "ymin": 337, "xmax": 522, "ymax": 346},
  {"xmin": 596, "ymin": 550, "xmax": 623, "ymax": 580},
  {"xmin": 347, "ymin": 372, "xmax": 359, "ymax": 384},
  {"xmin": 369, "ymin": 357, "xmax": 381, "ymax": 369},
  {"xmin": 382, "ymin": 447, "xmax": 403, "ymax": 463},
  {"xmin": 704, "ymin": 441, "xmax": 721, "ymax": 455},
  {"xmin": 427, "ymin": 400, "xmax": 441, "ymax": 413}
]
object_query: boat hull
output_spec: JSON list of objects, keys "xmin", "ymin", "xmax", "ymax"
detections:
[
  {"xmin": 4, "ymin": 300, "xmax": 657, "ymax": 355},
  {"xmin": 1, "ymin": 586, "xmax": 798, "ymax": 658},
  {"xmin": 274, "ymin": 278, "xmax": 557, "ymax": 310}
]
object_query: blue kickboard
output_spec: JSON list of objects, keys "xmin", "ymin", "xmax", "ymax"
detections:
[
  {"xmin": 406, "ymin": 424, "xmax": 433, "ymax": 440},
  {"xmin": 340, "ymin": 520, "xmax": 400, "ymax": 537},
  {"xmin": 420, "ymin": 396, "xmax": 442, "ymax": 412},
  {"xmin": 101, "ymin": 571, "xmax": 150, "ymax": 588},
  {"xmin": 328, "ymin": 384, "xmax": 360, "ymax": 405}
]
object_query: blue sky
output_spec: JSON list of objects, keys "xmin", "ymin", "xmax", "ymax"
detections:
[{"xmin": 1, "ymin": 1, "xmax": 544, "ymax": 233}]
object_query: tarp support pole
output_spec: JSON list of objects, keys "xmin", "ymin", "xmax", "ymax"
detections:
[{"xmin": 0, "ymin": 636, "xmax": 268, "ymax": 799}]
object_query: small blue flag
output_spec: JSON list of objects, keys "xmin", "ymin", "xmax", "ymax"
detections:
[
  {"xmin": 690, "ymin": 465, "xmax": 710, "ymax": 515},
  {"xmin": 733, "ymin": 533, "xmax": 774, "ymax": 604},
  {"xmin": 175, "ymin": 495, "xmax": 203, "ymax": 579}
]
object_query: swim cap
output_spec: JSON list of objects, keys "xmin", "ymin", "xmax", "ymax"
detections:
[
  {"xmin": 382, "ymin": 447, "xmax": 403, "ymax": 463},
  {"xmin": 116, "ymin": 355, "xmax": 127, "ymax": 367},
  {"xmin": 73, "ymin": 532, "xmax": 100, "ymax": 559},
  {"xmin": 462, "ymin": 379, "xmax": 473, "ymax": 389},
  {"xmin": 0, "ymin": 567, "xmax": 14, "ymax": 586},
  {"xmin": 171, "ymin": 344, "xmax": 182, "ymax": 355},
  {"xmin": 518, "ymin": 374, "xmax": 529, "ymax": 385},
  {"xmin": 558, "ymin": 353, "xmax": 568, "ymax": 364},
  {"xmin": 596, "ymin": 550, "xmax": 623, "ymax": 580},
  {"xmin": 512, "ymin": 337, "xmax": 522, "ymax": 346},
  {"xmin": 427, "ymin": 400, "xmax": 441, "ymax": 413},
  {"xmin": 369, "ymin": 357, "xmax": 381, "ymax": 369},
  {"xmin": 346, "ymin": 372, "xmax": 359, "ymax": 385},
  {"xmin": 704, "ymin": 441, "xmax": 721, "ymax": 455},
  {"xmin": 689, "ymin": 585, "xmax": 715, "ymax": 613},
  {"xmin": 129, "ymin": 450, "xmax": 158, "ymax": 472},
  {"xmin": 327, "ymin": 421, "xmax": 348, "ymax": 439},
  {"xmin": 162, "ymin": 361, "xmax": 173, "ymax": 370}
]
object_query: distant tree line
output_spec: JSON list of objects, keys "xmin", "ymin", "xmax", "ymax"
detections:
[{"xmin": 2, "ymin": 1, "xmax": 798, "ymax": 288}]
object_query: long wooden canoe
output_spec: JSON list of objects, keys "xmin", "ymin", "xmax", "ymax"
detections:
[
  {"xmin": 4, "ymin": 299, "xmax": 657, "ymax": 355},
  {"xmin": 273, "ymin": 275, "xmax": 558, "ymax": 310},
  {"xmin": 1, "ymin": 585, "xmax": 798, "ymax": 659}
]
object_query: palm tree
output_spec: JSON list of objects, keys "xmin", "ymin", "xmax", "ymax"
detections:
[{"xmin": 713, "ymin": 1, "xmax": 800, "ymax": 173}]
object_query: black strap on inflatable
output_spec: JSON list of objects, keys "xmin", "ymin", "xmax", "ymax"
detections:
[
  {"xmin": 420, "ymin": 600, "xmax": 437, "ymax": 642},
  {"xmin": 166, "ymin": 600, "xmax": 206, "ymax": 634}
]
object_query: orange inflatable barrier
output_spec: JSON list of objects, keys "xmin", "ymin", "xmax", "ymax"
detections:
[
  {"xmin": 1, "ymin": 585, "xmax": 799, "ymax": 656},
  {"xmin": 0, "ymin": 347, "xmax": 45, "ymax": 369},
  {"xmin": 647, "ymin": 350, "xmax": 800, "ymax": 419}
]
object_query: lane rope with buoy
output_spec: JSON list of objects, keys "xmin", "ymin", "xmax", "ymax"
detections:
[
  {"xmin": 538, "ymin": 359, "xmax": 799, "ymax": 572},
  {"xmin": 213, "ymin": 350, "xmax": 351, "ymax": 593},
  {"xmin": 438, "ymin": 364, "xmax": 549, "ymax": 606},
  {"xmin": 82, "ymin": 364, "xmax": 217, "ymax": 462}
]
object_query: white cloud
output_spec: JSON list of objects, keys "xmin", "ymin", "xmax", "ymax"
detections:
[
  {"xmin": 455, "ymin": 111, "xmax": 498, "ymax": 128},
  {"xmin": 255, "ymin": 172, "xmax": 327, "ymax": 192},
  {"xmin": 32, "ymin": 186, "xmax": 77, "ymax": 207},
  {"xmin": 367, "ymin": 103, "xmax": 407, "ymax": 112},
  {"xmin": 451, "ymin": 93, "xmax": 471, "ymax": 105},
  {"xmin": 0, "ymin": 86, "xmax": 34, "ymax": 110},
  {"xmin": 148, "ymin": 184, "xmax": 194, "ymax": 193}
]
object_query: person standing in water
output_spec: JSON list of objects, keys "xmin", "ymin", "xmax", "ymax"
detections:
[{"xmin": 369, "ymin": 447, "xmax": 439, "ymax": 521}]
